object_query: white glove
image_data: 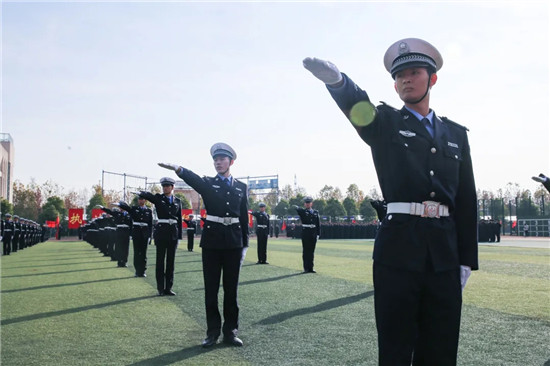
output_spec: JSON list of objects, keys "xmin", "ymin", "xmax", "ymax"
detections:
[
  {"xmin": 130, "ymin": 191, "xmax": 141, "ymax": 196},
  {"xmin": 95, "ymin": 205, "xmax": 104, "ymax": 209},
  {"xmin": 303, "ymin": 57, "xmax": 343, "ymax": 85},
  {"xmin": 158, "ymin": 162, "xmax": 180, "ymax": 171},
  {"xmin": 460, "ymin": 265, "xmax": 471, "ymax": 291}
]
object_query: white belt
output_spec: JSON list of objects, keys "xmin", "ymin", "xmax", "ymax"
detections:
[
  {"xmin": 206, "ymin": 215, "xmax": 240, "ymax": 225},
  {"xmin": 186, "ymin": 228, "xmax": 195, "ymax": 231},
  {"xmin": 3, "ymin": 229, "xmax": 12, "ymax": 231},
  {"xmin": 302, "ymin": 224, "xmax": 317, "ymax": 228},
  {"xmin": 386, "ymin": 201, "xmax": 449, "ymax": 218},
  {"xmin": 106, "ymin": 227, "xmax": 116, "ymax": 230},
  {"xmin": 132, "ymin": 222, "xmax": 148, "ymax": 227},
  {"xmin": 88, "ymin": 229, "xmax": 98, "ymax": 232},
  {"xmin": 99, "ymin": 228, "xmax": 105, "ymax": 231},
  {"xmin": 117, "ymin": 224, "xmax": 130, "ymax": 228},
  {"xmin": 157, "ymin": 219, "xmax": 178, "ymax": 225},
  {"xmin": 257, "ymin": 225, "xmax": 268, "ymax": 228}
]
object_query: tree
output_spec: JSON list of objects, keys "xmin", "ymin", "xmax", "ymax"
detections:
[
  {"xmin": 174, "ymin": 193, "xmax": 191, "ymax": 209},
  {"xmin": 346, "ymin": 184, "xmax": 364, "ymax": 203},
  {"xmin": 312, "ymin": 198, "xmax": 326, "ymax": 215},
  {"xmin": 87, "ymin": 192, "xmax": 106, "ymax": 219},
  {"xmin": 343, "ymin": 197, "xmax": 358, "ymax": 217},
  {"xmin": 273, "ymin": 199, "xmax": 289, "ymax": 217},
  {"xmin": 287, "ymin": 194, "xmax": 305, "ymax": 216},
  {"xmin": 39, "ymin": 196, "xmax": 66, "ymax": 223},
  {"xmin": 1, "ymin": 198, "xmax": 14, "ymax": 216},
  {"xmin": 359, "ymin": 199, "xmax": 377, "ymax": 222},
  {"xmin": 318, "ymin": 185, "xmax": 343, "ymax": 201},
  {"xmin": 325, "ymin": 198, "xmax": 346, "ymax": 218},
  {"xmin": 13, "ymin": 180, "xmax": 41, "ymax": 221}
]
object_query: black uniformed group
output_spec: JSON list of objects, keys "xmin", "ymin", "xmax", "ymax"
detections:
[
  {"xmin": 2, "ymin": 213, "xmax": 49, "ymax": 255},
  {"xmin": 478, "ymin": 219, "xmax": 502, "ymax": 242}
]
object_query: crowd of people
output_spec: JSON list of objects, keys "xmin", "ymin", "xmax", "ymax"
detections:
[{"xmin": 1, "ymin": 213, "xmax": 50, "ymax": 255}]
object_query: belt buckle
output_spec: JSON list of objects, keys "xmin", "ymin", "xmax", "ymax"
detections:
[
  {"xmin": 421, "ymin": 201, "xmax": 440, "ymax": 218},
  {"xmin": 223, "ymin": 217, "xmax": 232, "ymax": 225}
]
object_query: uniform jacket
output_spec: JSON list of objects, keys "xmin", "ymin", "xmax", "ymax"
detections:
[
  {"xmin": 183, "ymin": 219, "xmax": 197, "ymax": 234},
  {"xmin": 251, "ymin": 211, "xmax": 270, "ymax": 235},
  {"xmin": 140, "ymin": 192, "xmax": 183, "ymax": 241},
  {"xmin": 295, "ymin": 207, "xmax": 321, "ymax": 237},
  {"xmin": 176, "ymin": 167, "xmax": 249, "ymax": 249},
  {"xmin": 119, "ymin": 202, "xmax": 153, "ymax": 239},
  {"xmin": 327, "ymin": 73, "xmax": 478, "ymax": 272},
  {"xmin": 101, "ymin": 208, "xmax": 133, "ymax": 230}
]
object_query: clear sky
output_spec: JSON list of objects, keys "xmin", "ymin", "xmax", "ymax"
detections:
[{"xmin": 2, "ymin": 1, "xmax": 549, "ymax": 199}]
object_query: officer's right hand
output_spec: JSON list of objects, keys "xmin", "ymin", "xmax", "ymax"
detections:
[
  {"xmin": 129, "ymin": 191, "xmax": 141, "ymax": 196},
  {"xmin": 303, "ymin": 57, "xmax": 343, "ymax": 86},
  {"xmin": 292, "ymin": 205, "xmax": 299, "ymax": 210},
  {"xmin": 95, "ymin": 205, "xmax": 104, "ymax": 209},
  {"xmin": 158, "ymin": 163, "xmax": 180, "ymax": 171},
  {"xmin": 532, "ymin": 173, "xmax": 548, "ymax": 183}
]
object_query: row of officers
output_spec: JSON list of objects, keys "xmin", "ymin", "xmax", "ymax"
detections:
[{"xmin": 2, "ymin": 213, "xmax": 49, "ymax": 255}]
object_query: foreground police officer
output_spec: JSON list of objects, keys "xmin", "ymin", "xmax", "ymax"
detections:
[
  {"xmin": 293, "ymin": 197, "xmax": 320, "ymax": 273},
  {"xmin": 119, "ymin": 194, "xmax": 153, "ymax": 277},
  {"xmin": 2, "ymin": 213, "xmax": 14, "ymax": 255},
  {"xmin": 159, "ymin": 142, "xmax": 248, "ymax": 348},
  {"xmin": 137, "ymin": 178, "xmax": 183, "ymax": 296},
  {"xmin": 304, "ymin": 38, "xmax": 478, "ymax": 365},
  {"xmin": 251, "ymin": 202, "xmax": 270, "ymax": 264}
]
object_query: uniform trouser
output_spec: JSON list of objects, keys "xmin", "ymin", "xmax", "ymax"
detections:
[
  {"xmin": 155, "ymin": 237, "xmax": 178, "ymax": 292},
  {"xmin": 115, "ymin": 228, "xmax": 130, "ymax": 266},
  {"xmin": 301, "ymin": 229, "xmax": 317, "ymax": 271},
  {"xmin": 256, "ymin": 230, "xmax": 268, "ymax": 262},
  {"xmin": 373, "ymin": 262, "xmax": 462, "ymax": 366},
  {"xmin": 3, "ymin": 236, "xmax": 12, "ymax": 255},
  {"xmin": 19, "ymin": 235, "xmax": 26, "ymax": 249},
  {"xmin": 108, "ymin": 230, "xmax": 116, "ymax": 260},
  {"xmin": 10, "ymin": 235, "xmax": 18, "ymax": 252},
  {"xmin": 132, "ymin": 231, "xmax": 148, "ymax": 275},
  {"xmin": 187, "ymin": 231, "xmax": 195, "ymax": 251},
  {"xmin": 202, "ymin": 247, "xmax": 247, "ymax": 338},
  {"xmin": 13, "ymin": 234, "xmax": 20, "ymax": 250}
]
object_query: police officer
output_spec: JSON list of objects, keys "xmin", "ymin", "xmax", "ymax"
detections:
[
  {"xmin": 532, "ymin": 173, "xmax": 550, "ymax": 192},
  {"xmin": 251, "ymin": 202, "xmax": 270, "ymax": 264},
  {"xmin": 137, "ymin": 177, "xmax": 183, "ymax": 296},
  {"xmin": 98, "ymin": 205, "xmax": 132, "ymax": 267},
  {"xmin": 119, "ymin": 195, "xmax": 153, "ymax": 277},
  {"xmin": 2, "ymin": 213, "xmax": 14, "ymax": 255},
  {"xmin": 293, "ymin": 197, "xmax": 320, "ymax": 273},
  {"xmin": 183, "ymin": 214, "xmax": 197, "ymax": 252},
  {"xmin": 158, "ymin": 142, "xmax": 248, "ymax": 348},
  {"xmin": 304, "ymin": 38, "xmax": 478, "ymax": 365}
]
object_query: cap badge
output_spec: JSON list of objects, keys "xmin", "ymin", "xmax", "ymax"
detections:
[{"xmin": 398, "ymin": 42, "xmax": 410, "ymax": 55}]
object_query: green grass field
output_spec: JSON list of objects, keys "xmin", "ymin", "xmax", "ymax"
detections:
[{"xmin": 1, "ymin": 237, "xmax": 549, "ymax": 366}]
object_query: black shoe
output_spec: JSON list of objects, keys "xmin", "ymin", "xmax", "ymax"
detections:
[
  {"xmin": 139, "ymin": 273, "xmax": 147, "ymax": 277},
  {"xmin": 263, "ymin": 261, "xmax": 269, "ymax": 265},
  {"xmin": 164, "ymin": 289, "xmax": 176, "ymax": 296},
  {"xmin": 201, "ymin": 335, "xmax": 219, "ymax": 348},
  {"xmin": 256, "ymin": 261, "xmax": 262, "ymax": 264},
  {"xmin": 157, "ymin": 291, "xmax": 164, "ymax": 296},
  {"xmin": 223, "ymin": 336, "xmax": 243, "ymax": 347},
  {"xmin": 309, "ymin": 270, "xmax": 316, "ymax": 273}
]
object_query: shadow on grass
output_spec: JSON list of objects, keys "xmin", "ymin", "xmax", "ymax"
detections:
[
  {"xmin": 174, "ymin": 269, "xmax": 203, "ymax": 274},
  {"xmin": 1, "ymin": 276, "xmax": 134, "ymax": 294},
  {"xmin": 2, "ymin": 260, "xmax": 112, "ymax": 269},
  {"xmin": 1, "ymin": 295, "xmax": 152, "ymax": 326},
  {"xmin": 255, "ymin": 290, "xmax": 374, "ymax": 325},
  {"xmin": 127, "ymin": 344, "xmax": 216, "ymax": 366},
  {"xmin": 191, "ymin": 272, "xmax": 304, "ymax": 291},
  {"xmin": 1, "ymin": 266, "xmax": 115, "ymax": 278}
]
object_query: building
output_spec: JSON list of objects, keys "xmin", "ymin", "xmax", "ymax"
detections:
[{"xmin": 0, "ymin": 133, "xmax": 15, "ymax": 203}]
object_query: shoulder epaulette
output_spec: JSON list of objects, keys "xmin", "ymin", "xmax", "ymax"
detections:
[
  {"xmin": 378, "ymin": 101, "xmax": 400, "ymax": 112},
  {"xmin": 440, "ymin": 116, "xmax": 469, "ymax": 131}
]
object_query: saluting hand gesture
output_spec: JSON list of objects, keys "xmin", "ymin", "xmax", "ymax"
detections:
[
  {"xmin": 158, "ymin": 163, "xmax": 180, "ymax": 171},
  {"xmin": 303, "ymin": 57, "xmax": 343, "ymax": 86}
]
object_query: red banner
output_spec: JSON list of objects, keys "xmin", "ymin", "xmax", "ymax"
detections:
[
  {"xmin": 46, "ymin": 221, "xmax": 56, "ymax": 228},
  {"xmin": 68, "ymin": 208, "xmax": 84, "ymax": 229},
  {"xmin": 182, "ymin": 209, "xmax": 193, "ymax": 227},
  {"xmin": 91, "ymin": 208, "xmax": 103, "ymax": 219},
  {"xmin": 200, "ymin": 209, "xmax": 206, "ymax": 228}
]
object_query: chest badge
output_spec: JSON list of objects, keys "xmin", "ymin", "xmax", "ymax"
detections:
[{"xmin": 399, "ymin": 130, "xmax": 416, "ymax": 137}]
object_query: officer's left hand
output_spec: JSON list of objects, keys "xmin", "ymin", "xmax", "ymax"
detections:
[
  {"xmin": 460, "ymin": 265, "xmax": 471, "ymax": 291},
  {"xmin": 532, "ymin": 174, "xmax": 548, "ymax": 183},
  {"xmin": 303, "ymin": 57, "xmax": 343, "ymax": 86},
  {"xmin": 158, "ymin": 163, "xmax": 180, "ymax": 171}
]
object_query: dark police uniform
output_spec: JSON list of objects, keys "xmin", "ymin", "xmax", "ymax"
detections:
[
  {"xmin": 183, "ymin": 215, "xmax": 197, "ymax": 252},
  {"xmin": 139, "ymin": 178, "xmax": 183, "ymax": 296},
  {"xmin": 164, "ymin": 142, "xmax": 248, "ymax": 347},
  {"xmin": 251, "ymin": 203, "xmax": 270, "ymax": 264},
  {"xmin": 2, "ymin": 214, "xmax": 14, "ymax": 255},
  {"xmin": 119, "ymin": 199, "xmax": 153, "ymax": 277},
  {"xmin": 12, "ymin": 216, "xmax": 21, "ymax": 251},
  {"xmin": 310, "ymin": 38, "xmax": 478, "ymax": 366},
  {"xmin": 100, "ymin": 207, "xmax": 132, "ymax": 267},
  {"xmin": 295, "ymin": 197, "xmax": 321, "ymax": 273}
]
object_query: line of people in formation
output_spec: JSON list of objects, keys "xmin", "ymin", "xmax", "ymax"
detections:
[
  {"xmin": 1, "ymin": 213, "xmax": 50, "ymax": 255},
  {"xmin": 478, "ymin": 220, "xmax": 502, "ymax": 243}
]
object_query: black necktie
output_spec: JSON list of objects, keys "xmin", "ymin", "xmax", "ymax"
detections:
[
  {"xmin": 224, "ymin": 178, "xmax": 230, "ymax": 186},
  {"xmin": 422, "ymin": 118, "xmax": 434, "ymax": 138}
]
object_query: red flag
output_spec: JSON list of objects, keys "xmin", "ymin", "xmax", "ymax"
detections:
[
  {"xmin": 182, "ymin": 209, "xmax": 193, "ymax": 227},
  {"xmin": 200, "ymin": 209, "xmax": 206, "ymax": 228},
  {"xmin": 91, "ymin": 208, "xmax": 103, "ymax": 219},
  {"xmin": 68, "ymin": 208, "xmax": 84, "ymax": 229},
  {"xmin": 46, "ymin": 221, "xmax": 56, "ymax": 228},
  {"xmin": 248, "ymin": 212, "xmax": 254, "ymax": 228},
  {"xmin": 281, "ymin": 221, "xmax": 287, "ymax": 231},
  {"xmin": 512, "ymin": 221, "xmax": 517, "ymax": 228}
]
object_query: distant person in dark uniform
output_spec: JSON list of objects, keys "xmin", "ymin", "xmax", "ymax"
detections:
[
  {"xmin": 304, "ymin": 37, "xmax": 478, "ymax": 365},
  {"xmin": 293, "ymin": 196, "xmax": 321, "ymax": 273},
  {"xmin": 183, "ymin": 214, "xmax": 197, "ymax": 252},
  {"xmin": 158, "ymin": 142, "xmax": 249, "ymax": 348},
  {"xmin": 98, "ymin": 205, "xmax": 132, "ymax": 268},
  {"xmin": 251, "ymin": 202, "xmax": 270, "ymax": 264},
  {"xmin": 532, "ymin": 173, "xmax": 550, "ymax": 193},
  {"xmin": 2, "ymin": 213, "xmax": 14, "ymax": 255},
  {"xmin": 137, "ymin": 177, "xmax": 183, "ymax": 296},
  {"xmin": 119, "ymin": 195, "xmax": 153, "ymax": 277}
]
